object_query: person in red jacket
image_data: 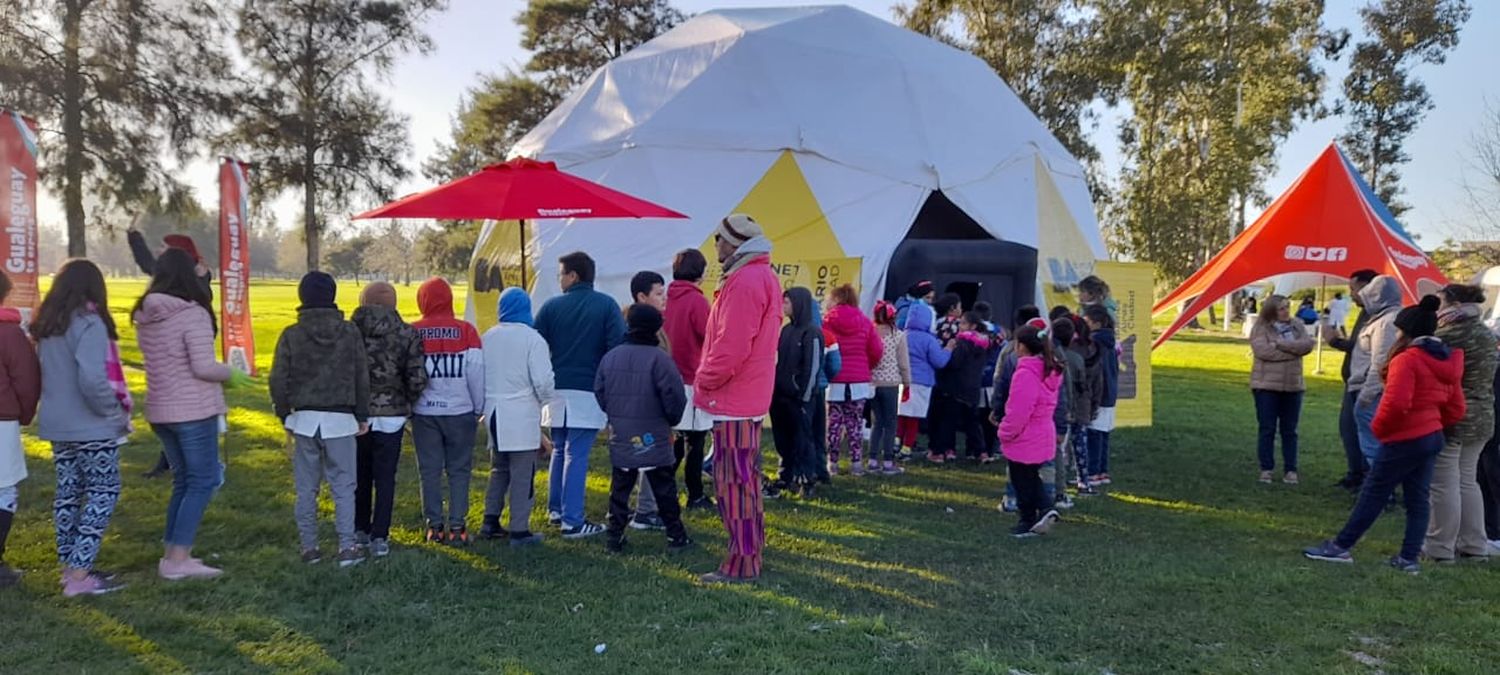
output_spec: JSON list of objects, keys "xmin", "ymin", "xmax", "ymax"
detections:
[
  {"xmin": 1305, "ymin": 296, "xmax": 1466, "ymax": 573},
  {"xmin": 664, "ymin": 249, "xmax": 714, "ymax": 510},
  {"xmin": 696, "ymin": 214, "xmax": 781, "ymax": 584},
  {"xmin": 0, "ymin": 270, "xmax": 41, "ymax": 586}
]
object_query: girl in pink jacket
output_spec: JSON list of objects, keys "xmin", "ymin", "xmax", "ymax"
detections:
[
  {"xmin": 823, "ymin": 284, "xmax": 883, "ymax": 476},
  {"xmin": 999, "ymin": 324, "xmax": 1064, "ymax": 538},
  {"xmin": 133, "ymin": 248, "xmax": 237, "ymax": 580}
]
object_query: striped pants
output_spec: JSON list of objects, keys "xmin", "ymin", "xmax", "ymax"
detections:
[
  {"xmin": 52, "ymin": 440, "xmax": 122, "ymax": 571},
  {"xmin": 713, "ymin": 419, "xmax": 764, "ymax": 579}
]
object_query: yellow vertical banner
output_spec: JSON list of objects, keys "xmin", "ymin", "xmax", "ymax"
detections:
[
  {"xmin": 1096, "ymin": 261, "xmax": 1154, "ymax": 427},
  {"xmin": 466, "ymin": 219, "xmax": 527, "ymax": 330}
]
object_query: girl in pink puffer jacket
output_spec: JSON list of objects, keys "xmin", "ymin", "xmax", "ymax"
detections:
[{"xmin": 999, "ymin": 324, "xmax": 1064, "ymax": 539}]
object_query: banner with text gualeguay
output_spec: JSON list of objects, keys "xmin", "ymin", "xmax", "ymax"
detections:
[
  {"xmin": 1, "ymin": 109, "xmax": 40, "ymax": 328},
  {"xmin": 218, "ymin": 157, "xmax": 255, "ymax": 374}
]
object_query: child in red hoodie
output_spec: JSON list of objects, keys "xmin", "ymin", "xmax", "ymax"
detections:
[
  {"xmin": 0, "ymin": 270, "xmax": 41, "ymax": 586},
  {"xmin": 412, "ymin": 278, "xmax": 485, "ymax": 545},
  {"xmin": 1305, "ymin": 296, "xmax": 1466, "ymax": 573}
]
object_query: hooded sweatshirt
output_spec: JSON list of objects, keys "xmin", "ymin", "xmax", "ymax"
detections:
[
  {"xmin": 1371, "ymin": 337, "xmax": 1466, "ymax": 443},
  {"xmin": 482, "ymin": 288, "xmax": 555, "ymax": 451},
  {"xmin": 1436, "ymin": 303, "xmax": 1499, "ymax": 444},
  {"xmin": 594, "ymin": 307, "xmax": 687, "ymax": 469},
  {"xmin": 0, "ymin": 307, "xmax": 40, "ymax": 424},
  {"xmin": 776, "ymin": 288, "xmax": 823, "ymax": 402},
  {"xmin": 1087, "ymin": 326, "xmax": 1120, "ymax": 409},
  {"xmin": 999, "ymin": 355, "xmax": 1064, "ymax": 464},
  {"xmin": 904, "ymin": 304, "xmax": 951, "ymax": 387},
  {"xmin": 664, "ymin": 280, "xmax": 710, "ymax": 384},
  {"xmin": 1349, "ymin": 275, "xmax": 1403, "ymax": 404},
  {"xmin": 412, "ymin": 278, "xmax": 484, "ymax": 416},
  {"xmin": 133, "ymin": 293, "xmax": 232, "ymax": 424},
  {"xmin": 269, "ymin": 307, "xmax": 370, "ymax": 422},
  {"xmin": 36, "ymin": 311, "xmax": 133, "ymax": 442},
  {"xmin": 351, "ymin": 304, "xmax": 428, "ymax": 418},
  {"xmin": 695, "ymin": 238, "xmax": 782, "ymax": 418},
  {"xmin": 826, "ymin": 304, "xmax": 882, "ymax": 384}
]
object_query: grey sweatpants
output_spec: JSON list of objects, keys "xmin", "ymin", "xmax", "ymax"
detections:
[
  {"xmin": 484, "ymin": 450, "xmax": 538, "ymax": 533},
  {"xmin": 293, "ymin": 433, "xmax": 357, "ymax": 551},
  {"xmin": 635, "ymin": 473, "xmax": 659, "ymax": 517},
  {"xmin": 413, "ymin": 414, "xmax": 476, "ymax": 529}
]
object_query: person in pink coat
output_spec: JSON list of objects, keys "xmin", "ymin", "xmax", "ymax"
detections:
[
  {"xmin": 695, "ymin": 214, "xmax": 781, "ymax": 584},
  {"xmin": 999, "ymin": 324, "xmax": 1065, "ymax": 539},
  {"xmin": 823, "ymin": 284, "xmax": 883, "ymax": 476},
  {"xmin": 132, "ymin": 248, "xmax": 239, "ymax": 580}
]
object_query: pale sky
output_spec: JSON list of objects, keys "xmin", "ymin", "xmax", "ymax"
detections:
[{"xmin": 34, "ymin": 0, "xmax": 1500, "ymax": 245}]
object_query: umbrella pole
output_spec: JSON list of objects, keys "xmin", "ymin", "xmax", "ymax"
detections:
[{"xmin": 519, "ymin": 219, "xmax": 528, "ymax": 290}]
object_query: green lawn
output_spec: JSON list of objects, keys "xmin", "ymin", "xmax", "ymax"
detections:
[{"xmin": 2, "ymin": 280, "xmax": 1495, "ymax": 674}]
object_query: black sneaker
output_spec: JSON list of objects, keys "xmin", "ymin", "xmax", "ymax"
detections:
[
  {"xmin": 685, "ymin": 497, "xmax": 716, "ymax": 511},
  {"xmin": 547, "ymin": 511, "xmax": 563, "ymax": 526},
  {"xmin": 336, "ymin": 547, "xmax": 364, "ymax": 569},
  {"xmin": 509, "ymin": 532, "xmax": 545, "ymax": 548},
  {"xmin": 0, "ymin": 563, "xmax": 22, "ymax": 587},
  {"xmin": 630, "ymin": 514, "xmax": 667, "ymax": 531},
  {"xmin": 300, "ymin": 548, "xmax": 323, "ymax": 565},
  {"xmin": 479, "ymin": 518, "xmax": 508, "ymax": 540},
  {"xmin": 425, "ymin": 525, "xmax": 445, "ymax": 543},
  {"xmin": 446, "ymin": 527, "xmax": 472, "ymax": 547},
  {"xmin": 762, "ymin": 483, "xmax": 783, "ymax": 500},
  {"xmin": 1031, "ymin": 510, "xmax": 1061, "ymax": 535},
  {"xmin": 1388, "ymin": 556, "xmax": 1420, "ymax": 574},
  {"xmin": 605, "ymin": 537, "xmax": 626, "ymax": 554},
  {"xmin": 667, "ymin": 536, "xmax": 695, "ymax": 553},
  {"xmin": 1303, "ymin": 540, "xmax": 1353, "ymax": 563},
  {"xmin": 561, "ymin": 521, "xmax": 606, "ymax": 539},
  {"xmin": 797, "ymin": 483, "xmax": 818, "ymax": 499},
  {"xmin": 1010, "ymin": 523, "xmax": 1038, "ymax": 539}
]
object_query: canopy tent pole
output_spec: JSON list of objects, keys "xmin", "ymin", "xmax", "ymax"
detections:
[
  {"xmin": 519, "ymin": 219, "xmax": 528, "ymax": 290},
  {"xmin": 1314, "ymin": 277, "xmax": 1326, "ymax": 375}
]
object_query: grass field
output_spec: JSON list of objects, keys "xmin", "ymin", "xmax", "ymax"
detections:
[{"xmin": 2, "ymin": 280, "xmax": 1495, "ymax": 674}]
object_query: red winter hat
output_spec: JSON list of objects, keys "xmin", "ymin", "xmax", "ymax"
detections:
[{"xmin": 162, "ymin": 234, "xmax": 202, "ymax": 263}]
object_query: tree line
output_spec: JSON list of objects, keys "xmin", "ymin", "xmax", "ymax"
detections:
[{"xmin": 0, "ymin": 0, "xmax": 1476, "ymax": 285}]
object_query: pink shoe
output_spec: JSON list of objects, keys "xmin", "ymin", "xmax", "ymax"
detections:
[
  {"xmin": 945, "ymin": 450, "xmax": 958, "ymax": 461},
  {"xmin": 62, "ymin": 573, "xmax": 126, "ymax": 598},
  {"xmin": 159, "ymin": 558, "xmax": 224, "ymax": 581}
]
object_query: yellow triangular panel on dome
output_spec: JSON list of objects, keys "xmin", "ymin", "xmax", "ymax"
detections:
[
  {"xmin": 699, "ymin": 151, "xmax": 847, "ymax": 299},
  {"xmin": 1035, "ymin": 156, "xmax": 1097, "ymax": 311}
]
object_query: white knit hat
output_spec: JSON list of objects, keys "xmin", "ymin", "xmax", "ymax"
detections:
[{"xmin": 716, "ymin": 213, "xmax": 763, "ymax": 247}]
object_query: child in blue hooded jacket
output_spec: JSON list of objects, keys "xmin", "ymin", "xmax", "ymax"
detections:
[{"xmin": 898, "ymin": 300, "xmax": 951, "ymax": 459}]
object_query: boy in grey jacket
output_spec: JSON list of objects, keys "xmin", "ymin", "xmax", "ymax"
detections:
[
  {"xmin": 594, "ymin": 304, "xmax": 691, "ymax": 553},
  {"xmin": 1348, "ymin": 275, "xmax": 1403, "ymax": 467}
]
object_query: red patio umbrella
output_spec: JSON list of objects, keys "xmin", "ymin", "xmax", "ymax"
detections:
[{"xmin": 353, "ymin": 157, "xmax": 688, "ymax": 286}]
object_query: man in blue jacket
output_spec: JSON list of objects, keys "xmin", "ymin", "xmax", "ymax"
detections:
[{"xmin": 535, "ymin": 252, "xmax": 625, "ymax": 538}]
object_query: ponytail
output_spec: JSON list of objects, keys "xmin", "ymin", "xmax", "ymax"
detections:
[{"xmin": 1015, "ymin": 325, "xmax": 1063, "ymax": 377}]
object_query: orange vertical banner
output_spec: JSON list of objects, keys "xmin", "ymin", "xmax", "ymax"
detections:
[
  {"xmin": 218, "ymin": 157, "xmax": 255, "ymax": 374},
  {"xmin": 0, "ymin": 109, "xmax": 40, "ymax": 327}
]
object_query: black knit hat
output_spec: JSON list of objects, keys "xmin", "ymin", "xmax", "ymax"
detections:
[
  {"xmin": 908, "ymin": 280, "xmax": 935, "ymax": 298},
  {"xmin": 1394, "ymin": 295, "xmax": 1441, "ymax": 338},
  {"xmin": 625, "ymin": 303, "xmax": 663, "ymax": 345},
  {"xmin": 298, "ymin": 271, "xmax": 338, "ymax": 310}
]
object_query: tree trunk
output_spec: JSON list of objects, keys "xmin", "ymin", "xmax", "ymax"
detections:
[
  {"xmin": 300, "ymin": 16, "xmax": 319, "ymax": 272},
  {"xmin": 303, "ymin": 166, "xmax": 318, "ymax": 272},
  {"xmin": 62, "ymin": 0, "xmax": 86, "ymax": 257}
]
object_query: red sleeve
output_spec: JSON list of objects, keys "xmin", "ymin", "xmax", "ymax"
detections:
[
  {"xmin": 4, "ymin": 328, "xmax": 40, "ymax": 424},
  {"xmin": 1372, "ymin": 353, "xmax": 1415, "ymax": 440},
  {"xmin": 693, "ymin": 295, "xmax": 709, "ymax": 344}
]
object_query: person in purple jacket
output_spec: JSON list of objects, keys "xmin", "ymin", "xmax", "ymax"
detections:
[{"xmin": 897, "ymin": 305, "xmax": 951, "ymax": 459}]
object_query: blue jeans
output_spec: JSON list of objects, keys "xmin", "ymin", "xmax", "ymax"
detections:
[
  {"xmin": 152, "ymin": 417, "xmax": 223, "ymax": 547},
  {"xmin": 1339, "ymin": 389, "xmax": 1369, "ymax": 480},
  {"xmin": 548, "ymin": 427, "xmax": 599, "ymax": 528},
  {"xmin": 1335, "ymin": 431, "xmax": 1443, "ymax": 560},
  {"xmin": 1253, "ymin": 390, "xmax": 1303, "ymax": 472},
  {"xmin": 1355, "ymin": 394, "xmax": 1383, "ymax": 468},
  {"xmin": 1087, "ymin": 429, "xmax": 1111, "ymax": 475},
  {"xmin": 870, "ymin": 386, "xmax": 900, "ymax": 462}
]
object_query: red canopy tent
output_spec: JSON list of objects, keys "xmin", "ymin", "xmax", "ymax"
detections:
[{"xmin": 1152, "ymin": 143, "xmax": 1448, "ymax": 348}]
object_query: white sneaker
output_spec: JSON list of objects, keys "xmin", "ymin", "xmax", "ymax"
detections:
[
  {"xmin": 1030, "ymin": 510, "xmax": 1061, "ymax": 535},
  {"xmin": 1487, "ymin": 540, "xmax": 1500, "ymax": 555}
]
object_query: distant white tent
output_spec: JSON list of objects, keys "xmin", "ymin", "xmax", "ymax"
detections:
[{"xmin": 470, "ymin": 4, "xmax": 1105, "ymax": 319}]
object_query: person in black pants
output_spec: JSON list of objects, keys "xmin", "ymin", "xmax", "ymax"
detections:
[
  {"xmin": 1325, "ymin": 269, "xmax": 1379, "ymax": 491},
  {"xmin": 1478, "ymin": 362, "xmax": 1500, "ymax": 545},
  {"xmin": 771, "ymin": 288, "xmax": 822, "ymax": 497},
  {"xmin": 129, "ymin": 228, "xmax": 215, "ymax": 480},
  {"xmin": 931, "ymin": 312, "xmax": 990, "ymax": 461}
]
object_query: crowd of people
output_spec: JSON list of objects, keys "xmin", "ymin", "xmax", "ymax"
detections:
[
  {"xmin": 1243, "ymin": 271, "xmax": 1500, "ymax": 572},
  {"xmin": 0, "ymin": 215, "xmax": 1132, "ymax": 596}
]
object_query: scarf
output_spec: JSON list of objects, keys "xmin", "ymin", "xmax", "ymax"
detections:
[
  {"xmin": 86, "ymin": 302, "xmax": 133, "ymax": 419},
  {"xmin": 1438, "ymin": 303, "xmax": 1481, "ymax": 327},
  {"xmin": 723, "ymin": 236, "xmax": 773, "ymax": 276}
]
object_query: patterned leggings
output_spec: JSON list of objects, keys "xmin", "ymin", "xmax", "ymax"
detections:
[
  {"xmin": 53, "ymin": 440, "xmax": 122, "ymax": 571},
  {"xmin": 713, "ymin": 420, "xmax": 765, "ymax": 579},
  {"xmin": 827, "ymin": 400, "xmax": 867, "ymax": 464}
]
